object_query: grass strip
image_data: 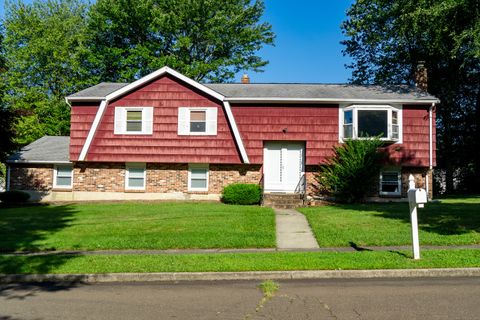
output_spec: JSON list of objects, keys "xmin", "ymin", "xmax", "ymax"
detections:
[
  {"xmin": 299, "ymin": 197, "xmax": 480, "ymax": 247},
  {"xmin": 0, "ymin": 249, "xmax": 478, "ymax": 274}
]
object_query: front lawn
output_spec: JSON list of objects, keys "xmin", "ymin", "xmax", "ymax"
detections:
[
  {"xmin": 299, "ymin": 196, "xmax": 480, "ymax": 247},
  {"xmin": 0, "ymin": 249, "xmax": 478, "ymax": 274},
  {"xmin": 0, "ymin": 202, "xmax": 276, "ymax": 251}
]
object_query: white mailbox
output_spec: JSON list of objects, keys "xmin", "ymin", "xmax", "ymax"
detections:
[{"xmin": 415, "ymin": 188, "xmax": 428, "ymax": 204}]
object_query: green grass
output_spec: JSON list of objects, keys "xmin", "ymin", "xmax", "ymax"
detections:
[
  {"xmin": 299, "ymin": 196, "xmax": 480, "ymax": 247},
  {"xmin": 0, "ymin": 249, "xmax": 478, "ymax": 274},
  {"xmin": 0, "ymin": 202, "xmax": 276, "ymax": 251}
]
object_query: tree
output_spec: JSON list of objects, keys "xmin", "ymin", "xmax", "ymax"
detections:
[
  {"xmin": 0, "ymin": 29, "xmax": 19, "ymax": 183},
  {"xmin": 87, "ymin": 0, "xmax": 274, "ymax": 82},
  {"xmin": 3, "ymin": 0, "xmax": 92, "ymax": 145},
  {"xmin": 341, "ymin": 0, "xmax": 480, "ymax": 193}
]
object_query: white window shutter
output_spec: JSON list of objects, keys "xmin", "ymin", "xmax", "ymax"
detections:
[
  {"xmin": 206, "ymin": 108, "xmax": 218, "ymax": 135},
  {"xmin": 114, "ymin": 107, "xmax": 126, "ymax": 134},
  {"xmin": 143, "ymin": 107, "xmax": 153, "ymax": 134},
  {"xmin": 178, "ymin": 107, "xmax": 190, "ymax": 135}
]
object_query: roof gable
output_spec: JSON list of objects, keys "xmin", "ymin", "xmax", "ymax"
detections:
[{"xmin": 67, "ymin": 67, "xmax": 225, "ymax": 103}]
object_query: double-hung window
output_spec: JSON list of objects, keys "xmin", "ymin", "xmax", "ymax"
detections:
[
  {"xmin": 114, "ymin": 107, "xmax": 153, "ymax": 134},
  {"xmin": 54, "ymin": 164, "xmax": 73, "ymax": 189},
  {"xmin": 190, "ymin": 110, "xmax": 206, "ymax": 133},
  {"xmin": 188, "ymin": 164, "xmax": 209, "ymax": 191},
  {"xmin": 340, "ymin": 105, "xmax": 402, "ymax": 142},
  {"xmin": 178, "ymin": 107, "xmax": 217, "ymax": 135},
  {"xmin": 126, "ymin": 163, "xmax": 146, "ymax": 190},
  {"xmin": 379, "ymin": 170, "xmax": 401, "ymax": 196}
]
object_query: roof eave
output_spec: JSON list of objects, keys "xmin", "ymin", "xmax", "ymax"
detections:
[
  {"xmin": 224, "ymin": 97, "xmax": 441, "ymax": 104},
  {"xmin": 6, "ymin": 160, "xmax": 72, "ymax": 164}
]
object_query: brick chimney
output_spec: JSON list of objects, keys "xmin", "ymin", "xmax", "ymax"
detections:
[
  {"xmin": 241, "ymin": 74, "xmax": 250, "ymax": 84},
  {"xmin": 415, "ymin": 61, "xmax": 428, "ymax": 91}
]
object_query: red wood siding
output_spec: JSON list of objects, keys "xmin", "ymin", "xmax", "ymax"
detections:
[
  {"xmin": 231, "ymin": 104, "xmax": 339, "ymax": 165},
  {"xmin": 385, "ymin": 105, "xmax": 436, "ymax": 167},
  {"xmin": 70, "ymin": 102, "xmax": 99, "ymax": 160},
  {"xmin": 85, "ymin": 75, "xmax": 241, "ymax": 163}
]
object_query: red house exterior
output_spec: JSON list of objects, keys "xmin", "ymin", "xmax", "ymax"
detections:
[{"xmin": 7, "ymin": 67, "xmax": 438, "ymax": 202}]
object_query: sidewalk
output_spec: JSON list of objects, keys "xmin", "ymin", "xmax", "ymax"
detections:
[{"xmin": 4, "ymin": 244, "xmax": 479, "ymax": 256}]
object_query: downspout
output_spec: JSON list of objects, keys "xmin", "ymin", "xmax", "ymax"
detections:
[
  {"xmin": 427, "ymin": 103, "xmax": 435, "ymax": 199},
  {"xmin": 6, "ymin": 165, "xmax": 11, "ymax": 191}
]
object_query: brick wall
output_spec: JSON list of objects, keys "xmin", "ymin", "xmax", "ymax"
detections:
[
  {"xmin": 209, "ymin": 164, "xmax": 262, "ymax": 193},
  {"xmin": 9, "ymin": 164, "xmax": 53, "ymax": 191},
  {"xmin": 9, "ymin": 162, "xmax": 433, "ymax": 199},
  {"xmin": 74, "ymin": 163, "xmax": 124, "ymax": 192}
]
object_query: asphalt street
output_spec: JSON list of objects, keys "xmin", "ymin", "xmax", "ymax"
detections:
[{"xmin": 1, "ymin": 277, "xmax": 479, "ymax": 319}]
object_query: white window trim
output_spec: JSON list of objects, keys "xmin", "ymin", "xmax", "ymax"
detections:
[
  {"xmin": 188, "ymin": 164, "xmax": 209, "ymax": 192},
  {"xmin": 115, "ymin": 106, "xmax": 153, "ymax": 135},
  {"xmin": 125, "ymin": 163, "xmax": 146, "ymax": 190},
  {"xmin": 339, "ymin": 104, "xmax": 403, "ymax": 143},
  {"xmin": 53, "ymin": 164, "xmax": 73, "ymax": 189},
  {"xmin": 178, "ymin": 107, "xmax": 218, "ymax": 136},
  {"xmin": 379, "ymin": 170, "xmax": 402, "ymax": 196}
]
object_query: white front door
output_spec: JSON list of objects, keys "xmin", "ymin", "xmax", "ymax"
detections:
[{"xmin": 263, "ymin": 141, "xmax": 305, "ymax": 193}]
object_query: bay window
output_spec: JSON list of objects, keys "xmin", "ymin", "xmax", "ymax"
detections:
[{"xmin": 340, "ymin": 105, "xmax": 402, "ymax": 142}]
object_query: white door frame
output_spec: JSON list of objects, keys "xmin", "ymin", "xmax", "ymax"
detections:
[{"xmin": 263, "ymin": 141, "xmax": 305, "ymax": 193}]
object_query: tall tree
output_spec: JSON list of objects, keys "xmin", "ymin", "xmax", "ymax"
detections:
[
  {"xmin": 87, "ymin": 0, "xmax": 275, "ymax": 82},
  {"xmin": 341, "ymin": 0, "xmax": 480, "ymax": 193},
  {"xmin": 3, "ymin": 0, "xmax": 92, "ymax": 145}
]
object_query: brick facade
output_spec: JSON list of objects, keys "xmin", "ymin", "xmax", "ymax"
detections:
[
  {"xmin": 8, "ymin": 162, "xmax": 432, "ymax": 201},
  {"xmin": 9, "ymin": 164, "xmax": 53, "ymax": 192},
  {"xmin": 9, "ymin": 163, "xmax": 262, "ymax": 196}
]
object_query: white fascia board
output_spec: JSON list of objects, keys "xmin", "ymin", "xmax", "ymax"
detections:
[
  {"xmin": 225, "ymin": 97, "xmax": 440, "ymax": 104},
  {"xmin": 78, "ymin": 100, "xmax": 107, "ymax": 161},
  {"xmin": 6, "ymin": 160, "xmax": 72, "ymax": 164},
  {"xmin": 66, "ymin": 96, "xmax": 106, "ymax": 103},
  {"xmin": 223, "ymin": 101, "xmax": 249, "ymax": 164},
  {"xmin": 105, "ymin": 66, "xmax": 225, "ymax": 102}
]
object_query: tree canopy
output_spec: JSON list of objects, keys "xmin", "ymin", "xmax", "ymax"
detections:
[
  {"xmin": 1, "ymin": 0, "xmax": 274, "ymax": 148},
  {"xmin": 342, "ymin": 0, "xmax": 480, "ymax": 193},
  {"xmin": 88, "ymin": 0, "xmax": 274, "ymax": 82}
]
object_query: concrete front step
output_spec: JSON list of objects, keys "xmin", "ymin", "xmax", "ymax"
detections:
[{"xmin": 263, "ymin": 193, "xmax": 305, "ymax": 209}]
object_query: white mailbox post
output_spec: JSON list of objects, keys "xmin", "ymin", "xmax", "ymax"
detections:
[{"xmin": 407, "ymin": 174, "xmax": 427, "ymax": 260}]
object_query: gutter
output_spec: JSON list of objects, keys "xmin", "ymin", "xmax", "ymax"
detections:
[
  {"xmin": 6, "ymin": 160, "xmax": 72, "ymax": 164},
  {"xmin": 6, "ymin": 165, "xmax": 10, "ymax": 191},
  {"xmin": 429, "ymin": 103, "xmax": 434, "ymax": 169}
]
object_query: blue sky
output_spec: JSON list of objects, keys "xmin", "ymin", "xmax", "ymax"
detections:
[
  {"xmin": 243, "ymin": 0, "xmax": 354, "ymax": 83},
  {"xmin": 0, "ymin": 0, "xmax": 354, "ymax": 83}
]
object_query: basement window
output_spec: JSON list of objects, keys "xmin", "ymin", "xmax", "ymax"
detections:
[
  {"xmin": 126, "ymin": 163, "xmax": 146, "ymax": 190},
  {"xmin": 379, "ymin": 171, "xmax": 401, "ymax": 196},
  {"xmin": 54, "ymin": 164, "xmax": 73, "ymax": 189},
  {"xmin": 340, "ymin": 105, "xmax": 402, "ymax": 142},
  {"xmin": 188, "ymin": 164, "xmax": 209, "ymax": 192}
]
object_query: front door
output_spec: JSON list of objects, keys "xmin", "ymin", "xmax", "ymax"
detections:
[{"xmin": 263, "ymin": 141, "xmax": 305, "ymax": 193}]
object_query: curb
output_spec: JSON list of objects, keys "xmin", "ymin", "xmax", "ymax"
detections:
[{"xmin": 1, "ymin": 268, "xmax": 480, "ymax": 284}]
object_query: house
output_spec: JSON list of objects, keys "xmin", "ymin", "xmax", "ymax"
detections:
[{"xmin": 6, "ymin": 66, "xmax": 439, "ymax": 203}]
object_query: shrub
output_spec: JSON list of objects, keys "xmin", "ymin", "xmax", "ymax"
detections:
[
  {"xmin": 0, "ymin": 190, "xmax": 31, "ymax": 204},
  {"xmin": 222, "ymin": 183, "xmax": 262, "ymax": 205},
  {"xmin": 317, "ymin": 138, "xmax": 385, "ymax": 203}
]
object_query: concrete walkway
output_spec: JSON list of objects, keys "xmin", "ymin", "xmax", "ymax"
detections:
[
  {"xmin": 4, "ymin": 244, "xmax": 480, "ymax": 256},
  {"xmin": 275, "ymin": 209, "xmax": 319, "ymax": 249}
]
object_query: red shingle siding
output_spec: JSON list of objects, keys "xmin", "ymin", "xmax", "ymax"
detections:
[
  {"xmin": 85, "ymin": 75, "xmax": 241, "ymax": 163},
  {"xmin": 385, "ymin": 105, "xmax": 435, "ymax": 167},
  {"xmin": 69, "ymin": 103, "xmax": 99, "ymax": 160},
  {"xmin": 231, "ymin": 104, "xmax": 339, "ymax": 165}
]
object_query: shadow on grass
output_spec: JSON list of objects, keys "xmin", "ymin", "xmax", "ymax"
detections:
[
  {"xmin": 0, "ymin": 204, "xmax": 85, "ymax": 298},
  {"xmin": 339, "ymin": 200, "xmax": 480, "ymax": 236}
]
